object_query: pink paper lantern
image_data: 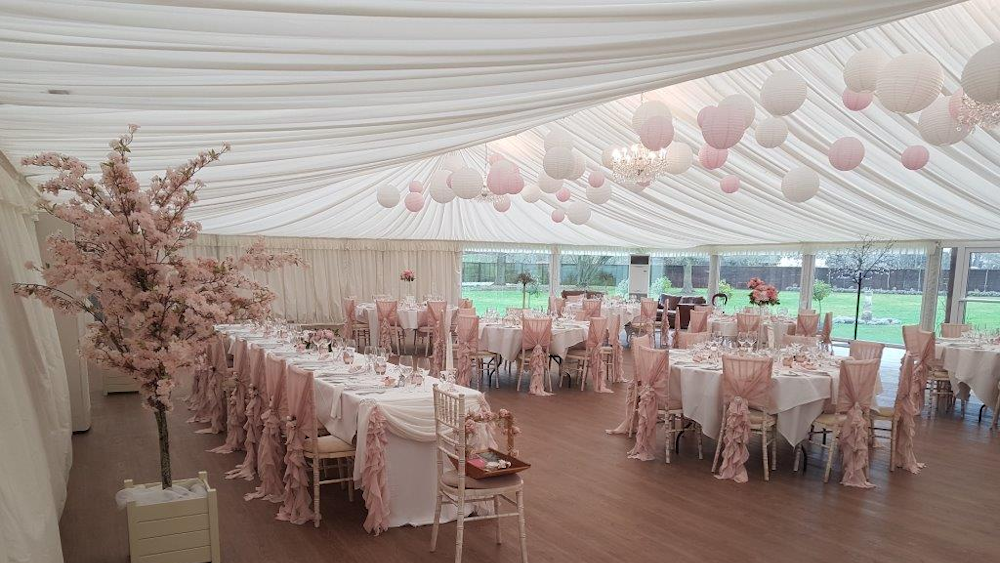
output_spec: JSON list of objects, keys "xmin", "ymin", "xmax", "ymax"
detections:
[
  {"xmin": 639, "ymin": 114, "xmax": 674, "ymax": 151},
  {"xmin": 842, "ymin": 88, "xmax": 873, "ymax": 111},
  {"xmin": 901, "ymin": 145, "xmax": 930, "ymax": 170},
  {"xmin": 446, "ymin": 173, "xmax": 453, "ymax": 188},
  {"xmin": 588, "ymin": 171, "xmax": 606, "ymax": 188},
  {"xmin": 505, "ymin": 174, "xmax": 525, "ymax": 194},
  {"xmin": 697, "ymin": 107, "xmax": 710, "ymax": 128},
  {"xmin": 555, "ymin": 187, "xmax": 571, "ymax": 202},
  {"xmin": 698, "ymin": 145, "xmax": 728, "ymax": 170},
  {"xmin": 828, "ymin": 137, "xmax": 865, "ymax": 171},
  {"xmin": 404, "ymin": 192, "xmax": 424, "ymax": 212},
  {"xmin": 488, "ymin": 152, "xmax": 506, "ymax": 165},
  {"xmin": 408, "ymin": 180, "xmax": 423, "ymax": 193},
  {"xmin": 700, "ymin": 106, "xmax": 745, "ymax": 150},
  {"xmin": 551, "ymin": 209, "xmax": 565, "ymax": 223},
  {"xmin": 720, "ymin": 175, "xmax": 740, "ymax": 194}
]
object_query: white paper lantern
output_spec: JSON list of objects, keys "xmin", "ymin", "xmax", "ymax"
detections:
[
  {"xmin": 631, "ymin": 100, "xmax": 672, "ymax": 133},
  {"xmin": 376, "ymin": 184, "xmax": 400, "ymax": 208},
  {"xmin": 624, "ymin": 181, "xmax": 647, "ymax": 193},
  {"xmin": 719, "ymin": 94, "xmax": 756, "ymax": 129},
  {"xmin": 876, "ymin": 53, "xmax": 943, "ymax": 114},
  {"xmin": 567, "ymin": 150, "xmax": 586, "ymax": 181},
  {"xmin": 566, "ymin": 201, "xmax": 592, "ymax": 225},
  {"xmin": 781, "ymin": 167, "xmax": 819, "ymax": 203},
  {"xmin": 424, "ymin": 170, "xmax": 452, "ymax": 203},
  {"xmin": 664, "ymin": 142, "xmax": 693, "ymax": 174},
  {"xmin": 918, "ymin": 96, "xmax": 972, "ymax": 146},
  {"xmin": 439, "ymin": 153, "xmax": 465, "ymax": 172},
  {"xmin": 543, "ymin": 147, "xmax": 575, "ymax": 180},
  {"xmin": 586, "ymin": 183, "xmax": 612, "ymax": 205},
  {"xmin": 755, "ymin": 117, "xmax": 788, "ymax": 148},
  {"xmin": 520, "ymin": 182, "xmax": 542, "ymax": 203},
  {"xmin": 828, "ymin": 137, "xmax": 865, "ymax": 171},
  {"xmin": 544, "ymin": 127, "xmax": 574, "ymax": 151},
  {"xmin": 493, "ymin": 194, "xmax": 511, "ymax": 213},
  {"xmin": 844, "ymin": 48, "xmax": 889, "ymax": 93},
  {"xmin": 404, "ymin": 191, "xmax": 425, "ymax": 212},
  {"xmin": 601, "ymin": 146, "xmax": 616, "ymax": 168},
  {"xmin": 538, "ymin": 173, "xmax": 563, "ymax": 194},
  {"xmin": 451, "ymin": 167, "xmax": 483, "ymax": 199},
  {"xmin": 961, "ymin": 43, "xmax": 1000, "ymax": 104},
  {"xmin": 760, "ymin": 70, "xmax": 808, "ymax": 116}
]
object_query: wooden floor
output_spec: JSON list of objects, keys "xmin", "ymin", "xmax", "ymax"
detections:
[{"xmin": 61, "ymin": 348, "xmax": 1000, "ymax": 563}]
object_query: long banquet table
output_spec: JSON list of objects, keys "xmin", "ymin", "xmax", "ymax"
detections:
[{"xmin": 221, "ymin": 326, "xmax": 483, "ymax": 529}]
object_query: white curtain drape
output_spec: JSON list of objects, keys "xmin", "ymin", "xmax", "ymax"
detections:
[
  {"xmin": 188, "ymin": 235, "xmax": 462, "ymax": 322},
  {"xmin": 0, "ymin": 160, "xmax": 71, "ymax": 563}
]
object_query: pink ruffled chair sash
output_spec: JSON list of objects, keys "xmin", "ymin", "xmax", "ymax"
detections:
[
  {"xmin": 820, "ymin": 312, "xmax": 833, "ymax": 345},
  {"xmin": 426, "ymin": 300, "xmax": 447, "ymax": 375},
  {"xmin": 796, "ymin": 313, "xmax": 819, "ymax": 336},
  {"xmin": 549, "ymin": 296, "xmax": 565, "ymax": 316},
  {"xmin": 582, "ymin": 299, "xmax": 601, "ymax": 319},
  {"xmin": 675, "ymin": 331, "xmax": 710, "ymax": 349},
  {"xmin": 191, "ymin": 336, "xmax": 229, "ymax": 434},
  {"xmin": 627, "ymin": 343, "xmax": 669, "ymax": 461},
  {"xmin": 342, "ymin": 298, "xmax": 356, "ymax": 339},
  {"xmin": 276, "ymin": 365, "xmax": 316, "ymax": 525},
  {"xmin": 585, "ymin": 317, "xmax": 611, "ymax": 393},
  {"xmin": 716, "ymin": 355, "xmax": 773, "ymax": 483},
  {"xmin": 375, "ymin": 300, "xmax": 399, "ymax": 350},
  {"xmin": 849, "ymin": 340, "xmax": 885, "ymax": 361},
  {"xmin": 522, "ymin": 317, "xmax": 553, "ymax": 396},
  {"xmin": 836, "ymin": 358, "xmax": 880, "ymax": 488},
  {"xmin": 736, "ymin": 312, "xmax": 761, "ymax": 334},
  {"xmin": 455, "ymin": 314, "xmax": 479, "ymax": 387},
  {"xmin": 211, "ymin": 339, "xmax": 251, "ymax": 454},
  {"xmin": 607, "ymin": 314, "xmax": 625, "ymax": 383},
  {"xmin": 893, "ymin": 353, "xmax": 925, "ymax": 473},
  {"xmin": 638, "ymin": 299, "xmax": 657, "ymax": 327},
  {"xmin": 688, "ymin": 309, "xmax": 709, "ymax": 334},
  {"xmin": 245, "ymin": 355, "xmax": 287, "ymax": 503},
  {"xmin": 361, "ymin": 404, "xmax": 390, "ymax": 535}
]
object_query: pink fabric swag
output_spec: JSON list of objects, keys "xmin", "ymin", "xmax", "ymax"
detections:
[
  {"xmin": 361, "ymin": 404, "xmax": 390, "ymax": 535},
  {"xmin": 228, "ymin": 346, "xmax": 267, "ymax": 480},
  {"xmin": 455, "ymin": 313, "xmax": 478, "ymax": 387},
  {"xmin": 716, "ymin": 355, "xmax": 773, "ymax": 483},
  {"xmin": 522, "ymin": 317, "xmax": 553, "ymax": 396},
  {"xmin": 836, "ymin": 358, "xmax": 880, "ymax": 488},
  {"xmin": 427, "ymin": 301, "xmax": 446, "ymax": 375},
  {"xmin": 626, "ymin": 343, "xmax": 670, "ymax": 461},
  {"xmin": 210, "ymin": 339, "xmax": 250, "ymax": 454},
  {"xmin": 585, "ymin": 317, "xmax": 612, "ymax": 393},
  {"xmin": 893, "ymin": 353, "xmax": 925, "ymax": 473},
  {"xmin": 245, "ymin": 355, "xmax": 287, "ymax": 503},
  {"xmin": 375, "ymin": 299, "xmax": 398, "ymax": 351},
  {"xmin": 276, "ymin": 365, "xmax": 316, "ymax": 525},
  {"xmin": 342, "ymin": 298, "xmax": 356, "ymax": 340}
]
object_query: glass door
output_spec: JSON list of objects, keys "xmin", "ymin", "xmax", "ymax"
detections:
[{"xmin": 952, "ymin": 247, "xmax": 1000, "ymax": 330}]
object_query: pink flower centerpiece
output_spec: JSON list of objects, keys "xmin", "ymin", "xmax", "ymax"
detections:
[
  {"xmin": 13, "ymin": 125, "xmax": 304, "ymax": 488},
  {"xmin": 746, "ymin": 277, "xmax": 781, "ymax": 307},
  {"xmin": 400, "ymin": 269, "xmax": 415, "ymax": 283}
]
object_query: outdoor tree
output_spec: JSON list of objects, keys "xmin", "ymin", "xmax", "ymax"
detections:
[
  {"xmin": 13, "ymin": 126, "xmax": 304, "ymax": 488},
  {"xmin": 812, "ymin": 280, "xmax": 833, "ymax": 314},
  {"xmin": 569, "ymin": 255, "xmax": 612, "ymax": 288},
  {"xmin": 825, "ymin": 236, "xmax": 897, "ymax": 339}
]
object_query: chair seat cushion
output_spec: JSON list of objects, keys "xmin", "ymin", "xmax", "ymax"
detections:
[
  {"xmin": 442, "ymin": 470, "xmax": 522, "ymax": 490},
  {"xmin": 813, "ymin": 413, "xmax": 847, "ymax": 426},
  {"xmin": 871, "ymin": 405, "xmax": 894, "ymax": 418},
  {"xmin": 304, "ymin": 435, "xmax": 355, "ymax": 454},
  {"xmin": 747, "ymin": 410, "xmax": 776, "ymax": 426},
  {"xmin": 565, "ymin": 350, "xmax": 588, "ymax": 361}
]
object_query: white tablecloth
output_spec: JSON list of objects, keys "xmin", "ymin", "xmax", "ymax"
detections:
[
  {"xmin": 564, "ymin": 302, "xmax": 641, "ymax": 324},
  {"xmin": 669, "ymin": 350, "xmax": 849, "ymax": 446},
  {"xmin": 935, "ymin": 339, "xmax": 1000, "ymax": 406},
  {"xmin": 478, "ymin": 320, "xmax": 589, "ymax": 361},
  {"xmin": 355, "ymin": 302, "xmax": 457, "ymax": 348},
  {"xmin": 710, "ymin": 316, "xmax": 796, "ymax": 345}
]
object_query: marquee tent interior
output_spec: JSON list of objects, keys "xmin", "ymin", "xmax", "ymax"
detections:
[{"xmin": 2, "ymin": 1, "xmax": 999, "ymax": 563}]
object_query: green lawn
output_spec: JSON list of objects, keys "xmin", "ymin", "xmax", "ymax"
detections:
[{"xmin": 458, "ymin": 285, "xmax": 991, "ymax": 346}]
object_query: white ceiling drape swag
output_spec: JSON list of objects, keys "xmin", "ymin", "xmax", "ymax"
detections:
[
  {"xmin": 0, "ymin": 163, "xmax": 72, "ymax": 563},
  {"xmin": 1, "ymin": 0, "xmax": 979, "ymax": 249}
]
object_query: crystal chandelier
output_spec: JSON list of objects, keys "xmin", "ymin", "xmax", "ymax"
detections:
[
  {"xmin": 957, "ymin": 94, "xmax": 1000, "ymax": 130},
  {"xmin": 474, "ymin": 186, "xmax": 505, "ymax": 204},
  {"xmin": 611, "ymin": 143, "xmax": 668, "ymax": 184}
]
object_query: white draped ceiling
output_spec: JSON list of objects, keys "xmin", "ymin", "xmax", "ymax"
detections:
[{"xmin": 1, "ymin": 0, "xmax": 998, "ymax": 249}]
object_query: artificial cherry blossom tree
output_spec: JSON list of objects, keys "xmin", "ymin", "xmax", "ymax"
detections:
[{"xmin": 14, "ymin": 125, "xmax": 303, "ymax": 488}]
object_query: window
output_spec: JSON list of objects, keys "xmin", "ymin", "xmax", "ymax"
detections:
[
  {"xmin": 816, "ymin": 249, "xmax": 927, "ymax": 346},
  {"xmin": 935, "ymin": 248, "xmax": 953, "ymax": 329},
  {"xmin": 649, "ymin": 256, "xmax": 710, "ymax": 300},
  {"xmin": 461, "ymin": 251, "xmax": 549, "ymax": 314},
  {"xmin": 558, "ymin": 253, "xmax": 628, "ymax": 297},
  {"xmin": 719, "ymin": 253, "xmax": 802, "ymax": 315}
]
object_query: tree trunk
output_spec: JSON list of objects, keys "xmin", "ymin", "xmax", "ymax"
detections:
[
  {"xmin": 154, "ymin": 405, "xmax": 172, "ymax": 489},
  {"xmin": 495, "ymin": 254, "xmax": 506, "ymax": 286},
  {"xmin": 682, "ymin": 259, "xmax": 693, "ymax": 293},
  {"xmin": 853, "ymin": 282, "xmax": 862, "ymax": 340}
]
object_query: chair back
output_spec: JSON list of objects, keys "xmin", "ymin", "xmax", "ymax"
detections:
[
  {"xmin": 427, "ymin": 300, "xmax": 446, "ymax": 322},
  {"xmin": 675, "ymin": 331, "xmax": 710, "ymax": 349},
  {"xmin": 263, "ymin": 354, "xmax": 289, "ymax": 419},
  {"xmin": 836, "ymin": 358, "xmax": 880, "ymax": 413},
  {"xmin": 549, "ymin": 296, "xmax": 566, "ymax": 316},
  {"xmin": 582, "ymin": 299, "xmax": 602, "ymax": 319},
  {"xmin": 736, "ymin": 312, "xmax": 761, "ymax": 334},
  {"xmin": 783, "ymin": 335, "xmax": 818, "ymax": 348},
  {"xmin": 721, "ymin": 355, "xmax": 773, "ymax": 411},
  {"xmin": 849, "ymin": 340, "xmax": 885, "ymax": 361},
  {"xmin": 902, "ymin": 325, "xmax": 935, "ymax": 364},
  {"xmin": 676, "ymin": 303, "xmax": 695, "ymax": 330},
  {"xmin": 606, "ymin": 313, "xmax": 622, "ymax": 344},
  {"xmin": 632, "ymin": 334, "xmax": 653, "ymax": 349},
  {"xmin": 375, "ymin": 299, "xmax": 399, "ymax": 325},
  {"xmin": 633, "ymin": 342, "xmax": 675, "ymax": 409},
  {"xmin": 342, "ymin": 297, "xmax": 357, "ymax": 326},
  {"xmin": 688, "ymin": 309, "xmax": 710, "ymax": 333},
  {"xmin": 796, "ymin": 313, "xmax": 819, "ymax": 336},
  {"xmin": 521, "ymin": 316, "xmax": 552, "ymax": 351},
  {"xmin": 284, "ymin": 364, "xmax": 318, "ymax": 442},
  {"xmin": 799, "ymin": 309, "xmax": 816, "ymax": 315},
  {"xmin": 639, "ymin": 298, "xmax": 657, "ymax": 322},
  {"xmin": 940, "ymin": 323, "xmax": 970, "ymax": 338},
  {"xmin": 460, "ymin": 298, "xmax": 474, "ymax": 309},
  {"xmin": 585, "ymin": 317, "xmax": 608, "ymax": 350},
  {"xmin": 209, "ymin": 335, "xmax": 229, "ymax": 375},
  {"xmin": 248, "ymin": 345, "xmax": 267, "ymax": 390},
  {"xmin": 694, "ymin": 305, "xmax": 714, "ymax": 313},
  {"xmin": 820, "ymin": 312, "xmax": 833, "ymax": 344},
  {"xmin": 433, "ymin": 385, "xmax": 468, "ymax": 490},
  {"xmin": 456, "ymin": 314, "xmax": 479, "ymax": 348},
  {"xmin": 565, "ymin": 294, "xmax": 585, "ymax": 303},
  {"xmin": 664, "ymin": 295, "xmax": 683, "ymax": 310}
]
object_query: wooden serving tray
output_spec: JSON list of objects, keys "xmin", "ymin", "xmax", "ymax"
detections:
[{"xmin": 451, "ymin": 449, "xmax": 530, "ymax": 480}]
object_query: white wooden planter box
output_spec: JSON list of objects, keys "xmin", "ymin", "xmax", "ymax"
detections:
[
  {"xmin": 97, "ymin": 363, "xmax": 139, "ymax": 395},
  {"xmin": 124, "ymin": 471, "xmax": 221, "ymax": 563}
]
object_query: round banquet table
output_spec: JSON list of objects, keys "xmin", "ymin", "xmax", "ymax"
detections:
[
  {"xmin": 477, "ymin": 319, "xmax": 589, "ymax": 361},
  {"xmin": 667, "ymin": 349, "xmax": 878, "ymax": 446},
  {"xmin": 355, "ymin": 302, "xmax": 457, "ymax": 348},
  {"xmin": 935, "ymin": 338, "xmax": 1000, "ymax": 406},
  {"xmin": 710, "ymin": 315, "xmax": 796, "ymax": 343},
  {"xmin": 563, "ymin": 302, "xmax": 642, "ymax": 324}
]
